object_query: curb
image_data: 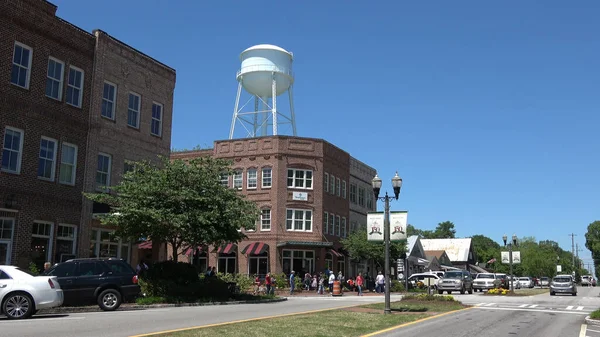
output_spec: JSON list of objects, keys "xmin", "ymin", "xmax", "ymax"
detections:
[
  {"xmin": 585, "ymin": 316, "xmax": 600, "ymax": 326},
  {"xmin": 39, "ymin": 297, "xmax": 287, "ymax": 314}
]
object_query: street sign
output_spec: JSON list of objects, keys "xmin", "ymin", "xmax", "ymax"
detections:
[{"xmin": 557, "ymin": 265, "xmax": 562, "ymax": 272}]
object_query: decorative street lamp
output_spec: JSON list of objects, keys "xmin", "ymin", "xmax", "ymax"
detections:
[
  {"xmin": 372, "ymin": 172, "xmax": 402, "ymax": 315},
  {"xmin": 503, "ymin": 234, "xmax": 518, "ymax": 293}
]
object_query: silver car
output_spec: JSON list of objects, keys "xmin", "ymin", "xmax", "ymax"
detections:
[
  {"xmin": 550, "ymin": 275, "xmax": 577, "ymax": 296},
  {"xmin": 473, "ymin": 273, "xmax": 500, "ymax": 292},
  {"xmin": 437, "ymin": 270, "xmax": 473, "ymax": 295}
]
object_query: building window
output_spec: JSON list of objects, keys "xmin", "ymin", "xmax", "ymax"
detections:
[
  {"xmin": 337, "ymin": 257, "xmax": 345, "ymax": 276},
  {"xmin": 0, "ymin": 218, "xmax": 15, "ymax": 265},
  {"xmin": 233, "ymin": 170, "xmax": 243, "ymax": 189},
  {"xmin": 323, "ymin": 212, "xmax": 329, "ymax": 234},
  {"xmin": 31, "ymin": 221, "xmax": 53, "ymax": 268},
  {"xmin": 287, "ymin": 169, "xmax": 313, "ymax": 189},
  {"xmin": 218, "ymin": 254, "xmax": 236, "ymax": 274},
  {"xmin": 330, "ymin": 213, "xmax": 335, "ymax": 236},
  {"xmin": 336, "ymin": 178, "xmax": 341, "ymax": 197},
  {"xmin": 286, "ymin": 209, "xmax": 312, "ymax": 231},
  {"xmin": 329, "ymin": 174, "xmax": 335, "ymax": 194},
  {"xmin": 261, "ymin": 168, "xmax": 272, "ymax": 188},
  {"xmin": 127, "ymin": 92, "xmax": 141, "ymax": 128},
  {"xmin": 336, "ymin": 215, "xmax": 341, "ymax": 236},
  {"xmin": 38, "ymin": 137, "xmax": 58, "ymax": 181},
  {"xmin": 247, "ymin": 169, "xmax": 257, "ymax": 189},
  {"xmin": 151, "ymin": 102, "xmax": 163, "ymax": 136},
  {"xmin": 324, "ymin": 252, "xmax": 332, "ymax": 271},
  {"xmin": 358, "ymin": 187, "xmax": 365, "ymax": 207},
  {"xmin": 350, "ymin": 221, "xmax": 357, "ymax": 233},
  {"xmin": 342, "ymin": 180, "xmax": 347, "ymax": 199},
  {"xmin": 101, "ymin": 82, "xmax": 117, "ymax": 119},
  {"xmin": 324, "ymin": 173, "xmax": 329, "ymax": 193},
  {"xmin": 89, "ymin": 229, "xmax": 130, "ymax": 262},
  {"xmin": 11, "ymin": 42, "xmax": 33, "ymax": 89},
  {"xmin": 55, "ymin": 224, "xmax": 77, "ymax": 263},
  {"xmin": 96, "ymin": 153, "xmax": 112, "ymax": 191},
  {"xmin": 46, "ymin": 57, "xmax": 64, "ymax": 100},
  {"xmin": 2, "ymin": 127, "xmax": 24, "ymax": 174},
  {"xmin": 342, "ymin": 217, "xmax": 347, "ymax": 238},
  {"xmin": 220, "ymin": 172, "xmax": 229, "ymax": 187},
  {"xmin": 248, "ymin": 253, "xmax": 268, "ymax": 277},
  {"xmin": 261, "ymin": 209, "xmax": 271, "ymax": 231},
  {"xmin": 366, "ymin": 192, "xmax": 373, "ymax": 210},
  {"xmin": 66, "ymin": 66, "xmax": 84, "ymax": 108},
  {"xmin": 282, "ymin": 250, "xmax": 314, "ymax": 275},
  {"xmin": 349, "ymin": 184, "xmax": 357, "ymax": 204},
  {"xmin": 59, "ymin": 143, "xmax": 77, "ymax": 185}
]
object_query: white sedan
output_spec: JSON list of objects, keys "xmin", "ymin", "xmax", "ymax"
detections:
[{"xmin": 0, "ymin": 266, "xmax": 64, "ymax": 319}]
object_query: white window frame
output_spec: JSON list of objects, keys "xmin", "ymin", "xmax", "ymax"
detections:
[
  {"xmin": 335, "ymin": 215, "xmax": 341, "ymax": 237},
  {"xmin": 32, "ymin": 221, "xmax": 54, "ymax": 264},
  {"xmin": 336, "ymin": 177, "xmax": 341, "ymax": 197},
  {"xmin": 89, "ymin": 229, "xmax": 130, "ymax": 262},
  {"xmin": 127, "ymin": 92, "xmax": 141, "ymax": 128},
  {"xmin": 342, "ymin": 180, "xmax": 347, "ymax": 199},
  {"xmin": 0, "ymin": 218, "xmax": 15, "ymax": 265},
  {"xmin": 233, "ymin": 170, "xmax": 243, "ymax": 190},
  {"xmin": 11, "ymin": 41, "xmax": 33, "ymax": 89},
  {"xmin": 45, "ymin": 57, "xmax": 64, "ymax": 100},
  {"xmin": 96, "ymin": 153, "xmax": 112, "ymax": 191},
  {"xmin": 329, "ymin": 213, "xmax": 335, "ymax": 236},
  {"xmin": 323, "ymin": 212, "xmax": 328, "ymax": 234},
  {"xmin": 324, "ymin": 173, "xmax": 329, "ymax": 193},
  {"xmin": 37, "ymin": 136, "xmax": 58, "ymax": 181},
  {"xmin": 286, "ymin": 209, "xmax": 313, "ymax": 232},
  {"xmin": 66, "ymin": 65, "xmax": 84, "ymax": 108},
  {"xmin": 59, "ymin": 142, "xmax": 78, "ymax": 185},
  {"xmin": 218, "ymin": 255, "xmax": 237, "ymax": 274},
  {"xmin": 282, "ymin": 249, "xmax": 314, "ymax": 275},
  {"xmin": 261, "ymin": 167, "xmax": 272, "ymax": 188},
  {"xmin": 287, "ymin": 169, "xmax": 313, "ymax": 190},
  {"xmin": 2, "ymin": 126, "xmax": 24, "ymax": 174},
  {"xmin": 342, "ymin": 217, "xmax": 347, "ymax": 238},
  {"xmin": 329, "ymin": 174, "xmax": 335, "ymax": 194},
  {"xmin": 56, "ymin": 224, "xmax": 77, "ymax": 262},
  {"xmin": 220, "ymin": 172, "xmax": 229, "ymax": 187},
  {"xmin": 151, "ymin": 102, "xmax": 163, "ymax": 137},
  {"xmin": 101, "ymin": 81, "xmax": 117, "ymax": 120},
  {"xmin": 260, "ymin": 208, "xmax": 271, "ymax": 231},
  {"xmin": 247, "ymin": 168, "xmax": 257, "ymax": 189}
]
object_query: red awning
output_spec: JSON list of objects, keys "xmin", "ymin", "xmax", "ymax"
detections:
[
  {"xmin": 241, "ymin": 242, "xmax": 269, "ymax": 255},
  {"xmin": 217, "ymin": 243, "xmax": 237, "ymax": 255},
  {"xmin": 138, "ymin": 241, "xmax": 152, "ymax": 249},
  {"xmin": 185, "ymin": 246, "xmax": 205, "ymax": 256},
  {"xmin": 329, "ymin": 249, "xmax": 344, "ymax": 258}
]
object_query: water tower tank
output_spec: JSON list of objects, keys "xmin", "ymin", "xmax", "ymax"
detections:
[{"xmin": 237, "ymin": 44, "xmax": 294, "ymax": 98}]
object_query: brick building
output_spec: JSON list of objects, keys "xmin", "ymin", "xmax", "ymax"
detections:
[
  {"xmin": 171, "ymin": 136, "xmax": 377, "ymax": 277},
  {"xmin": 0, "ymin": 0, "xmax": 175, "ymax": 268}
]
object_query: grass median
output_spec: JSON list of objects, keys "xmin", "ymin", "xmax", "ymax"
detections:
[{"xmin": 151, "ymin": 295, "xmax": 467, "ymax": 337}]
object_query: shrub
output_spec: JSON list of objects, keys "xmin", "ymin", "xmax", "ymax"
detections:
[
  {"xmin": 28, "ymin": 262, "xmax": 40, "ymax": 276},
  {"xmin": 402, "ymin": 294, "xmax": 457, "ymax": 302},
  {"xmin": 391, "ymin": 280, "xmax": 405, "ymax": 292},
  {"xmin": 215, "ymin": 273, "xmax": 254, "ymax": 294},
  {"xmin": 136, "ymin": 296, "xmax": 167, "ymax": 305},
  {"xmin": 274, "ymin": 273, "xmax": 288, "ymax": 289},
  {"xmin": 590, "ymin": 309, "xmax": 600, "ymax": 320}
]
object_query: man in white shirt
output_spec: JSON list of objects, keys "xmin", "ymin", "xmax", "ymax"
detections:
[
  {"xmin": 375, "ymin": 271, "xmax": 385, "ymax": 293},
  {"xmin": 328, "ymin": 271, "xmax": 336, "ymax": 294}
]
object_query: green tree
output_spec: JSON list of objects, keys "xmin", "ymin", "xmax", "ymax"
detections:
[
  {"xmin": 585, "ymin": 221, "xmax": 600, "ymax": 258},
  {"xmin": 341, "ymin": 230, "xmax": 407, "ymax": 269},
  {"xmin": 406, "ymin": 224, "xmax": 433, "ymax": 238},
  {"xmin": 470, "ymin": 235, "xmax": 501, "ymax": 265},
  {"xmin": 431, "ymin": 221, "xmax": 456, "ymax": 239},
  {"xmin": 85, "ymin": 157, "xmax": 259, "ymax": 262}
]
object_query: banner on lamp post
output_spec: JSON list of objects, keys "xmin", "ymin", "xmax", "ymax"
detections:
[
  {"xmin": 367, "ymin": 212, "xmax": 384, "ymax": 241},
  {"xmin": 501, "ymin": 251, "xmax": 521, "ymax": 264},
  {"xmin": 390, "ymin": 211, "xmax": 408, "ymax": 241}
]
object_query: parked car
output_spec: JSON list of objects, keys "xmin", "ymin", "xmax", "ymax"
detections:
[
  {"xmin": 518, "ymin": 277, "xmax": 534, "ymax": 288},
  {"xmin": 593, "ymin": 278, "xmax": 597, "ymax": 287},
  {"xmin": 539, "ymin": 277, "xmax": 550, "ymax": 287},
  {"xmin": 581, "ymin": 275, "xmax": 593, "ymax": 286},
  {"xmin": 437, "ymin": 270, "xmax": 473, "ymax": 295},
  {"xmin": 473, "ymin": 273, "xmax": 500, "ymax": 292},
  {"xmin": 550, "ymin": 275, "xmax": 577, "ymax": 296},
  {"xmin": 0, "ymin": 265, "xmax": 63, "ymax": 319},
  {"xmin": 45, "ymin": 258, "xmax": 140, "ymax": 311},
  {"xmin": 495, "ymin": 273, "xmax": 509, "ymax": 289},
  {"xmin": 407, "ymin": 273, "xmax": 441, "ymax": 289}
]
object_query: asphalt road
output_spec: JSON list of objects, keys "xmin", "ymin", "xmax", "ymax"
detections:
[{"xmin": 2, "ymin": 287, "xmax": 599, "ymax": 337}]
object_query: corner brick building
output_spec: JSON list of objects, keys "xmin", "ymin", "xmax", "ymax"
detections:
[
  {"xmin": 0, "ymin": 0, "xmax": 175, "ymax": 268},
  {"xmin": 171, "ymin": 136, "xmax": 377, "ymax": 277}
]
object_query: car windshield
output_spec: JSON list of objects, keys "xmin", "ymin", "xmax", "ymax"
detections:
[
  {"xmin": 519, "ymin": 277, "xmax": 529, "ymax": 280},
  {"xmin": 444, "ymin": 272, "xmax": 463, "ymax": 279},
  {"xmin": 477, "ymin": 274, "xmax": 494, "ymax": 279},
  {"xmin": 553, "ymin": 277, "xmax": 571, "ymax": 282},
  {"xmin": 541, "ymin": 277, "xmax": 549, "ymax": 280}
]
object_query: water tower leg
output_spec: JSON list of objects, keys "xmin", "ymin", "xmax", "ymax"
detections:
[
  {"xmin": 229, "ymin": 82, "xmax": 243, "ymax": 139},
  {"xmin": 272, "ymin": 74, "xmax": 278, "ymax": 136},
  {"xmin": 288, "ymin": 85, "xmax": 297, "ymax": 136},
  {"xmin": 253, "ymin": 96, "xmax": 259, "ymax": 137},
  {"xmin": 261, "ymin": 96, "xmax": 268, "ymax": 137}
]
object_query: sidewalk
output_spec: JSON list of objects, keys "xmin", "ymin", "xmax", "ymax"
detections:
[{"xmin": 279, "ymin": 289, "xmax": 391, "ymax": 297}]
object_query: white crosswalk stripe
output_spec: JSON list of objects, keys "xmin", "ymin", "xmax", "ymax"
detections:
[
  {"xmin": 567, "ymin": 306, "xmax": 574, "ymax": 310},
  {"xmin": 483, "ymin": 303, "xmax": 495, "ymax": 307}
]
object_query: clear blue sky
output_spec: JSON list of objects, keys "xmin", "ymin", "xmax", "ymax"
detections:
[{"xmin": 53, "ymin": 0, "xmax": 599, "ymax": 268}]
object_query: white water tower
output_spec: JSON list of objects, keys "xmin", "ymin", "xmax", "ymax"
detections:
[{"xmin": 229, "ymin": 44, "xmax": 297, "ymax": 139}]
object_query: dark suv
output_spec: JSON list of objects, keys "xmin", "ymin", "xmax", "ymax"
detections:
[{"xmin": 45, "ymin": 258, "xmax": 140, "ymax": 311}]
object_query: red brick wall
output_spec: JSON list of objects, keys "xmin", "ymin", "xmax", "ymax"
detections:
[{"xmin": 0, "ymin": 0, "xmax": 95, "ymax": 267}]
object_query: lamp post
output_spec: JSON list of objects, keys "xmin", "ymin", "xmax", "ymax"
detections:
[
  {"xmin": 503, "ymin": 234, "xmax": 518, "ymax": 293},
  {"xmin": 372, "ymin": 172, "xmax": 402, "ymax": 315}
]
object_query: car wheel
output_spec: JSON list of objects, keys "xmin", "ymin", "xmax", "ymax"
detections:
[
  {"xmin": 468, "ymin": 287, "xmax": 473, "ymax": 294},
  {"xmin": 447, "ymin": 291, "xmax": 452, "ymax": 294},
  {"xmin": 572, "ymin": 292, "xmax": 577, "ymax": 296},
  {"xmin": 438, "ymin": 290, "xmax": 443, "ymax": 295},
  {"xmin": 460, "ymin": 287, "xmax": 466, "ymax": 294},
  {"xmin": 2, "ymin": 293, "xmax": 34, "ymax": 320},
  {"xmin": 98, "ymin": 289, "xmax": 122, "ymax": 311},
  {"xmin": 550, "ymin": 292, "xmax": 555, "ymax": 296}
]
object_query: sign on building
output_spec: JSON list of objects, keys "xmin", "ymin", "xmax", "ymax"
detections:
[{"xmin": 367, "ymin": 211, "xmax": 408, "ymax": 242}]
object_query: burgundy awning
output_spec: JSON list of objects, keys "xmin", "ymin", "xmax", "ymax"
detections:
[
  {"xmin": 241, "ymin": 242, "xmax": 269, "ymax": 255},
  {"xmin": 185, "ymin": 246, "xmax": 205, "ymax": 256},
  {"xmin": 217, "ymin": 243, "xmax": 237, "ymax": 255},
  {"xmin": 138, "ymin": 241, "xmax": 152, "ymax": 249},
  {"xmin": 329, "ymin": 249, "xmax": 344, "ymax": 258}
]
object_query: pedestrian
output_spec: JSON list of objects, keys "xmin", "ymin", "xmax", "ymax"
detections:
[
  {"xmin": 311, "ymin": 274, "xmax": 318, "ymax": 290},
  {"xmin": 205, "ymin": 266, "xmax": 212, "ymax": 278},
  {"xmin": 265, "ymin": 273, "xmax": 272, "ymax": 295},
  {"xmin": 136, "ymin": 259, "xmax": 149, "ymax": 275},
  {"xmin": 318, "ymin": 275, "xmax": 324, "ymax": 294},
  {"xmin": 289, "ymin": 271, "xmax": 296, "ymax": 295},
  {"xmin": 376, "ymin": 271, "xmax": 385, "ymax": 293},
  {"xmin": 328, "ymin": 271, "xmax": 336, "ymax": 294},
  {"xmin": 356, "ymin": 272, "xmax": 364, "ymax": 296},
  {"xmin": 43, "ymin": 261, "xmax": 52, "ymax": 271},
  {"xmin": 304, "ymin": 272, "xmax": 311, "ymax": 290}
]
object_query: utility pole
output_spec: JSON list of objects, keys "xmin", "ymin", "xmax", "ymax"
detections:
[
  {"xmin": 570, "ymin": 233, "xmax": 577, "ymax": 268},
  {"xmin": 576, "ymin": 244, "xmax": 583, "ymax": 269}
]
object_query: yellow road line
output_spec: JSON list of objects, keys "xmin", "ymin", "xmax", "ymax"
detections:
[
  {"xmin": 129, "ymin": 304, "xmax": 359, "ymax": 337},
  {"xmin": 361, "ymin": 307, "xmax": 474, "ymax": 337}
]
